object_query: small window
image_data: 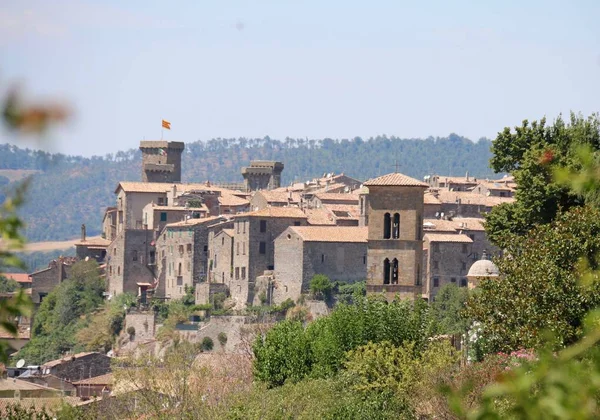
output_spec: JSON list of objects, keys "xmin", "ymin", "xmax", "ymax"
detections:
[
  {"xmin": 235, "ymin": 267, "xmax": 240, "ymax": 279},
  {"xmin": 321, "ymin": 254, "xmax": 325, "ymax": 263},
  {"xmin": 158, "ymin": 197, "xmax": 165, "ymax": 205},
  {"xmin": 132, "ymin": 250, "xmax": 138, "ymax": 261},
  {"xmin": 237, "ymin": 222, "xmax": 240, "ymax": 234},
  {"xmin": 363, "ymin": 255, "xmax": 366, "ymax": 264},
  {"xmin": 260, "ymin": 220, "xmax": 267, "ymax": 233},
  {"xmin": 243, "ymin": 242, "xmax": 246, "ymax": 255},
  {"xmin": 451, "ymin": 277, "xmax": 457, "ymax": 283},
  {"xmin": 433, "ymin": 277, "xmax": 439, "ymax": 287},
  {"xmin": 179, "ymin": 245, "xmax": 184, "ymax": 254},
  {"xmin": 163, "ymin": 234, "xmax": 166, "ymax": 241},
  {"xmin": 117, "ymin": 266, "xmax": 121, "ymax": 275},
  {"xmin": 243, "ymin": 221, "xmax": 246, "ymax": 234},
  {"xmin": 241, "ymin": 267, "xmax": 246, "ymax": 279},
  {"xmin": 113, "ymin": 248, "xmax": 116, "ymax": 256},
  {"xmin": 462, "ymin": 262, "xmax": 467, "ymax": 270},
  {"xmin": 460, "ymin": 278, "xmax": 467, "ymax": 287},
  {"xmin": 177, "ymin": 276, "xmax": 183, "ymax": 286},
  {"xmin": 222, "ymin": 237, "xmax": 225, "ymax": 245},
  {"xmin": 259, "ymin": 242, "xmax": 266, "ymax": 254},
  {"xmin": 160, "ymin": 212, "xmax": 167, "ymax": 222},
  {"xmin": 294, "ymin": 221, "xmax": 301, "ymax": 226},
  {"xmin": 203, "ymin": 245, "xmax": 207, "ymax": 253},
  {"xmin": 236, "ymin": 242, "xmax": 240, "ymax": 255},
  {"xmin": 187, "ymin": 244, "xmax": 192, "ymax": 253},
  {"xmin": 109, "ymin": 266, "xmax": 112, "ymax": 275}
]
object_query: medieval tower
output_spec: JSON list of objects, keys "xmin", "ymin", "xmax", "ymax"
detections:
[
  {"xmin": 139, "ymin": 141, "xmax": 185, "ymax": 183},
  {"xmin": 363, "ymin": 172, "xmax": 428, "ymax": 300},
  {"xmin": 241, "ymin": 161, "xmax": 284, "ymax": 191}
]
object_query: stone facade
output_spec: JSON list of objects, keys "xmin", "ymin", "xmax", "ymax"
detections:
[
  {"xmin": 124, "ymin": 312, "xmax": 156, "ymax": 342},
  {"xmin": 30, "ymin": 257, "xmax": 74, "ymax": 305},
  {"xmin": 241, "ymin": 161, "xmax": 284, "ymax": 192},
  {"xmin": 272, "ymin": 226, "xmax": 368, "ymax": 304},
  {"xmin": 229, "ymin": 207, "xmax": 307, "ymax": 307},
  {"xmin": 140, "ymin": 141, "xmax": 184, "ymax": 183},
  {"xmin": 364, "ymin": 173, "xmax": 428, "ymax": 301},
  {"xmin": 102, "ymin": 207, "xmax": 117, "ymax": 241},
  {"xmin": 208, "ymin": 227, "xmax": 234, "ymax": 284},
  {"xmin": 155, "ymin": 217, "xmax": 225, "ymax": 300}
]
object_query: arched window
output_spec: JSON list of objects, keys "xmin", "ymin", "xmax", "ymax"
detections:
[
  {"xmin": 383, "ymin": 213, "xmax": 391, "ymax": 239},
  {"xmin": 392, "ymin": 213, "xmax": 400, "ymax": 239},
  {"xmin": 392, "ymin": 258, "xmax": 399, "ymax": 284},
  {"xmin": 383, "ymin": 258, "xmax": 391, "ymax": 285}
]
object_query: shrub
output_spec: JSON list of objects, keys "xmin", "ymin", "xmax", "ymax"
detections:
[
  {"xmin": 201, "ymin": 336, "xmax": 214, "ymax": 351},
  {"xmin": 310, "ymin": 275, "xmax": 332, "ymax": 301},
  {"xmin": 127, "ymin": 326, "xmax": 136, "ymax": 337},
  {"xmin": 218, "ymin": 332, "xmax": 228, "ymax": 346}
]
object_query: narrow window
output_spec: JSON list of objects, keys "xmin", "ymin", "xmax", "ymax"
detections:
[
  {"xmin": 187, "ymin": 261, "xmax": 191, "ymax": 272},
  {"xmin": 259, "ymin": 242, "xmax": 266, "ymax": 254},
  {"xmin": 243, "ymin": 242, "xmax": 246, "ymax": 255},
  {"xmin": 117, "ymin": 266, "xmax": 121, "ymax": 275},
  {"xmin": 451, "ymin": 277, "xmax": 457, "ymax": 283},
  {"xmin": 383, "ymin": 213, "xmax": 391, "ymax": 239},
  {"xmin": 160, "ymin": 212, "xmax": 167, "ymax": 222},
  {"xmin": 203, "ymin": 245, "xmax": 208, "ymax": 253},
  {"xmin": 433, "ymin": 277, "xmax": 439, "ymax": 287},
  {"xmin": 260, "ymin": 220, "xmax": 267, "ymax": 233},
  {"xmin": 321, "ymin": 254, "xmax": 325, "ymax": 263},
  {"xmin": 383, "ymin": 258, "xmax": 390, "ymax": 284},
  {"xmin": 187, "ymin": 244, "xmax": 192, "ymax": 253},
  {"xmin": 237, "ymin": 242, "xmax": 240, "ymax": 255},
  {"xmin": 241, "ymin": 267, "xmax": 246, "ymax": 279},
  {"xmin": 416, "ymin": 264, "xmax": 421, "ymax": 285},
  {"xmin": 179, "ymin": 245, "xmax": 184, "ymax": 254},
  {"xmin": 363, "ymin": 255, "xmax": 366, "ymax": 264},
  {"xmin": 416, "ymin": 214, "xmax": 422, "ymax": 240},
  {"xmin": 235, "ymin": 267, "xmax": 240, "ymax": 279},
  {"xmin": 392, "ymin": 258, "xmax": 399, "ymax": 284},
  {"xmin": 237, "ymin": 222, "xmax": 240, "ymax": 234},
  {"xmin": 243, "ymin": 221, "xmax": 246, "ymax": 234},
  {"xmin": 178, "ymin": 263, "xmax": 182, "ymax": 276},
  {"xmin": 392, "ymin": 213, "xmax": 400, "ymax": 239},
  {"xmin": 132, "ymin": 250, "xmax": 138, "ymax": 261},
  {"xmin": 109, "ymin": 266, "xmax": 112, "ymax": 275},
  {"xmin": 222, "ymin": 237, "xmax": 225, "ymax": 245}
]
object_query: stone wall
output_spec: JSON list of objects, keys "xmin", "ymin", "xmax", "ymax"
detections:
[
  {"xmin": 209, "ymin": 229, "xmax": 234, "ymax": 284},
  {"xmin": 176, "ymin": 316, "xmax": 254, "ymax": 354},
  {"xmin": 124, "ymin": 312, "xmax": 156, "ymax": 342},
  {"xmin": 45, "ymin": 353, "xmax": 111, "ymax": 382},
  {"xmin": 195, "ymin": 282, "xmax": 229, "ymax": 305},
  {"xmin": 424, "ymin": 239, "xmax": 471, "ymax": 299},
  {"xmin": 31, "ymin": 260, "xmax": 71, "ymax": 305}
]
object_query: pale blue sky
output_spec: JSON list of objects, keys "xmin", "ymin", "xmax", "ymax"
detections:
[{"xmin": 2, "ymin": 0, "xmax": 599, "ymax": 156}]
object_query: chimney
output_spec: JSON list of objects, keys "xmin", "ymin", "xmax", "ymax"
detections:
[{"xmin": 81, "ymin": 224, "xmax": 86, "ymax": 242}]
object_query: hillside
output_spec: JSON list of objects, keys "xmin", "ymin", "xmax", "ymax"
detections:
[{"xmin": 0, "ymin": 135, "xmax": 495, "ymax": 242}]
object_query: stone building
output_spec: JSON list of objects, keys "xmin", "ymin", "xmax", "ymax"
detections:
[
  {"xmin": 272, "ymin": 226, "xmax": 368, "ymax": 304},
  {"xmin": 471, "ymin": 181, "xmax": 515, "ymax": 198},
  {"xmin": 102, "ymin": 207, "xmax": 117, "ymax": 241},
  {"xmin": 30, "ymin": 257, "xmax": 76, "ymax": 305},
  {"xmin": 364, "ymin": 173, "xmax": 428, "ymax": 301},
  {"xmin": 426, "ymin": 174, "xmax": 480, "ymax": 191},
  {"xmin": 140, "ymin": 141, "xmax": 185, "ymax": 183},
  {"xmin": 249, "ymin": 190, "xmax": 300, "ymax": 211},
  {"xmin": 228, "ymin": 207, "xmax": 308, "ymax": 307},
  {"xmin": 155, "ymin": 216, "xmax": 225, "ymax": 300},
  {"xmin": 467, "ymin": 251, "xmax": 500, "ymax": 289},
  {"xmin": 208, "ymin": 227, "xmax": 234, "ymax": 284},
  {"xmin": 241, "ymin": 161, "xmax": 284, "ymax": 191},
  {"xmin": 141, "ymin": 202, "xmax": 207, "ymax": 232},
  {"xmin": 422, "ymin": 233, "xmax": 473, "ymax": 300}
]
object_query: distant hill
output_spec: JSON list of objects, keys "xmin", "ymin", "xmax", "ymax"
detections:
[{"xmin": 0, "ymin": 135, "xmax": 496, "ymax": 242}]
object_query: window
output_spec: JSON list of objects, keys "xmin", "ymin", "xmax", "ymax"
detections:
[
  {"xmin": 177, "ymin": 276, "xmax": 183, "ymax": 286},
  {"xmin": 163, "ymin": 234, "xmax": 166, "ymax": 241},
  {"xmin": 203, "ymin": 245, "xmax": 208, "ymax": 253},
  {"xmin": 321, "ymin": 254, "xmax": 325, "ymax": 263},
  {"xmin": 241, "ymin": 267, "xmax": 246, "ymax": 279},
  {"xmin": 392, "ymin": 213, "xmax": 400, "ymax": 239},
  {"xmin": 294, "ymin": 221, "xmax": 301, "ymax": 226},
  {"xmin": 236, "ymin": 243, "xmax": 240, "ymax": 255},
  {"xmin": 237, "ymin": 222, "xmax": 240, "ymax": 234},
  {"xmin": 460, "ymin": 278, "xmax": 467, "ymax": 287},
  {"xmin": 433, "ymin": 261, "xmax": 439, "ymax": 269},
  {"xmin": 260, "ymin": 220, "xmax": 267, "ymax": 233},
  {"xmin": 243, "ymin": 221, "xmax": 246, "ymax": 234},
  {"xmin": 433, "ymin": 277, "xmax": 439, "ymax": 287},
  {"xmin": 383, "ymin": 258, "xmax": 390, "ymax": 284},
  {"xmin": 451, "ymin": 277, "xmax": 457, "ymax": 283},
  {"xmin": 149, "ymin": 251, "xmax": 155, "ymax": 265},
  {"xmin": 383, "ymin": 213, "xmax": 391, "ymax": 239},
  {"xmin": 187, "ymin": 261, "xmax": 191, "ymax": 272},
  {"xmin": 222, "ymin": 237, "xmax": 225, "ymax": 245},
  {"xmin": 391, "ymin": 258, "xmax": 399, "ymax": 284},
  {"xmin": 416, "ymin": 265, "xmax": 421, "ymax": 285},
  {"xmin": 179, "ymin": 245, "xmax": 184, "ymax": 254},
  {"xmin": 160, "ymin": 212, "xmax": 167, "ymax": 222},
  {"xmin": 158, "ymin": 197, "xmax": 165, "ymax": 205},
  {"xmin": 416, "ymin": 215, "xmax": 422, "ymax": 240},
  {"xmin": 462, "ymin": 262, "xmax": 467, "ymax": 270},
  {"xmin": 117, "ymin": 266, "xmax": 121, "ymax": 275},
  {"xmin": 462, "ymin": 244, "xmax": 468, "ymax": 253},
  {"xmin": 109, "ymin": 266, "xmax": 112, "ymax": 275},
  {"xmin": 243, "ymin": 242, "xmax": 246, "ymax": 255},
  {"xmin": 468, "ymin": 234, "xmax": 475, "ymax": 241},
  {"xmin": 363, "ymin": 255, "xmax": 366, "ymax": 264},
  {"xmin": 259, "ymin": 242, "xmax": 266, "ymax": 254},
  {"xmin": 187, "ymin": 244, "xmax": 192, "ymax": 253},
  {"xmin": 113, "ymin": 248, "xmax": 117, "ymax": 256},
  {"xmin": 132, "ymin": 250, "xmax": 138, "ymax": 261},
  {"xmin": 235, "ymin": 267, "xmax": 240, "ymax": 279}
]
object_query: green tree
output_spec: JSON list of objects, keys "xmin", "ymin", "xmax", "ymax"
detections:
[
  {"xmin": 466, "ymin": 206, "xmax": 600, "ymax": 354},
  {"xmin": 431, "ymin": 283, "xmax": 470, "ymax": 335},
  {"xmin": 485, "ymin": 113, "xmax": 600, "ymax": 248},
  {"xmin": 310, "ymin": 274, "xmax": 332, "ymax": 301},
  {"xmin": 0, "ymin": 275, "xmax": 19, "ymax": 293}
]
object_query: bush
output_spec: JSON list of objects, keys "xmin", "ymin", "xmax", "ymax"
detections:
[
  {"xmin": 310, "ymin": 275, "xmax": 332, "ymax": 301},
  {"xmin": 201, "ymin": 336, "xmax": 214, "ymax": 351},
  {"xmin": 218, "ymin": 332, "xmax": 228, "ymax": 346},
  {"xmin": 127, "ymin": 326, "xmax": 136, "ymax": 337}
]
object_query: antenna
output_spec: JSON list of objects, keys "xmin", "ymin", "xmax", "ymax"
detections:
[{"xmin": 16, "ymin": 359, "xmax": 25, "ymax": 368}]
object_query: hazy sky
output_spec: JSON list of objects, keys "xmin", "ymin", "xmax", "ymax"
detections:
[{"xmin": 2, "ymin": 0, "xmax": 599, "ymax": 157}]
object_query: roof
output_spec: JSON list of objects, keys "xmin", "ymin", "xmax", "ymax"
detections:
[
  {"xmin": 72, "ymin": 373, "xmax": 113, "ymax": 386},
  {"xmin": 424, "ymin": 192, "xmax": 441, "ymax": 205},
  {"xmin": 253, "ymin": 190, "xmax": 301, "ymax": 204},
  {"xmin": 305, "ymin": 208, "xmax": 336, "ymax": 226},
  {"xmin": 115, "ymin": 181, "xmax": 240, "ymax": 195},
  {"xmin": 424, "ymin": 233, "xmax": 473, "ymax": 243},
  {"xmin": 217, "ymin": 228, "xmax": 235, "ymax": 237},
  {"xmin": 0, "ymin": 378, "xmax": 59, "ymax": 391},
  {"xmin": 218, "ymin": 194, "xmax": 250, "ymax": 207},
  {"xmin": 436, "ymin": 190, "xmax": 515, "ymax": 207},
  {"xmin": 1, "ymin": 273, "xmax": 31, "ymax": 283},
  {"xmin": 467, "ymin": 259, "xmax": 500, "ymax": 277},
  {"xmin": 314, "ymin": 192, "xmax": 359, "ymax": 203},
  {"xmin": 287, "ymin": 226, "xmax": 368, "ymax": 243},
  {"xmin": 42, "ymin": 352, "xmax": 102, "ymax": 368},
  {"xmin": 74, "ymin": 237, "xmax": 112, "ymax": 248},
  {"xmin": 165, "ymin": 215, "xmax": 224, "ymax": 228},
  {"xmin": 364, "ymin": 173, "xmax": 428, "ymax": 187},
  {"xmin": 470, "ymin": 181, "xmax": 515, "ymax": 192},
  {"xmin": 438, "ymin": 176, "xmax": 480, "ymax": 185},
  {"xmin": 423, "ymin": 218, "xmax": 485, "ymax": 233},
  {"xmin": 237, "ymin": 207, "xmax": 307, "ymax": 219}
]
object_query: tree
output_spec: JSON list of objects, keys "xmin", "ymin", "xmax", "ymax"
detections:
[
  {"xmin": 431, "ymin": 283, "xmax": 470, "ymax": 335},
  {"xmin": 466, "ymin": 206, "xmax": 600, "ymax": 354},
  {"xmin": 485, "ymin": 113, "xmax": 600, "ymax": 248},
  {"xmin": 310, "ymin": 274, "xmax": 332, "ymax": 301}
]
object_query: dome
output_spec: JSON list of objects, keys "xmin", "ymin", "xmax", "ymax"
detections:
[{"xmin": 467, "ymin": 259, "xmax": 499, "ymax": 278}]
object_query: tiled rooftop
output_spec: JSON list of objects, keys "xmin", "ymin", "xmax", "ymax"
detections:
[
  {"xmin": 72, "ymin": 373, "xmax": 113, "ymax": 386},
  {"xmin": 314, "ymin": 192, "xmax": 359, "ymax": 203},
  {"xmin": 288, "ymin": 226, "xmax": 368, "ymax": 243},
  {"xmin": 166, "ymin": 215, "xmax": 224, "ymax": 227},
  {"xmin": 424, "ymin": 233, "xmax": 473, "ymax": 243},
  {"xmin": 237, "ymin": 207, "xmax": 307, "ymax": 219},
  {"xmin": 364, "ymin": 173, "xmax": 428, "ymax": 187}
]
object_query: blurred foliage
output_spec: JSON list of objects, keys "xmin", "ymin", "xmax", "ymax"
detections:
[{"xmin": 431, "ymin": 283, "xmax": 470, "ymax": 335}]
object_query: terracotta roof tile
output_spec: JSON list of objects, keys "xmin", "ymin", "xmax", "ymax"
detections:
[
  {"xmin": 423, "ymin": 217, "xmax": 485, "ymax": 232},
  {"xmin": 436, "ymin": 190, "xmax": 515, "ymax": 206},
  {"xmin": 314, "ymin": 192, "xmax": 359, "ymax": 203},
  {"xmin": 1, "ymin": 273, "xmax": 31, "ymax": 283},
  {"xmin": 253, "ymin": 190, "xmax": 301, "ymax": 204},
  {"xmin": 305, "ymin": 208, "xmax": 336, "ymax": 225},
  {"xmin": 72, "ymin": 373, "xmax": 113, "ymax": 386},
  {"xmin": 288, "ymin": 226, "xmax": 368, "ymax": 243},
  {"xmin": 237, "ymin": 207, "xmax": 307, "ymax": 219},
  {"xmin": 165, "ymin": 216, "xmax": 224, "ymax": 228},
  {"xmin": 424, "ymin": 233, "xmax": 473, "ymax": 243},
  {"xmin": 218, "ymin": 195, "xmax": 250, "ymax": 207},
  {"xmin": 364, "ymin": 173, "xmax": 428, "ymax": 187}
]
